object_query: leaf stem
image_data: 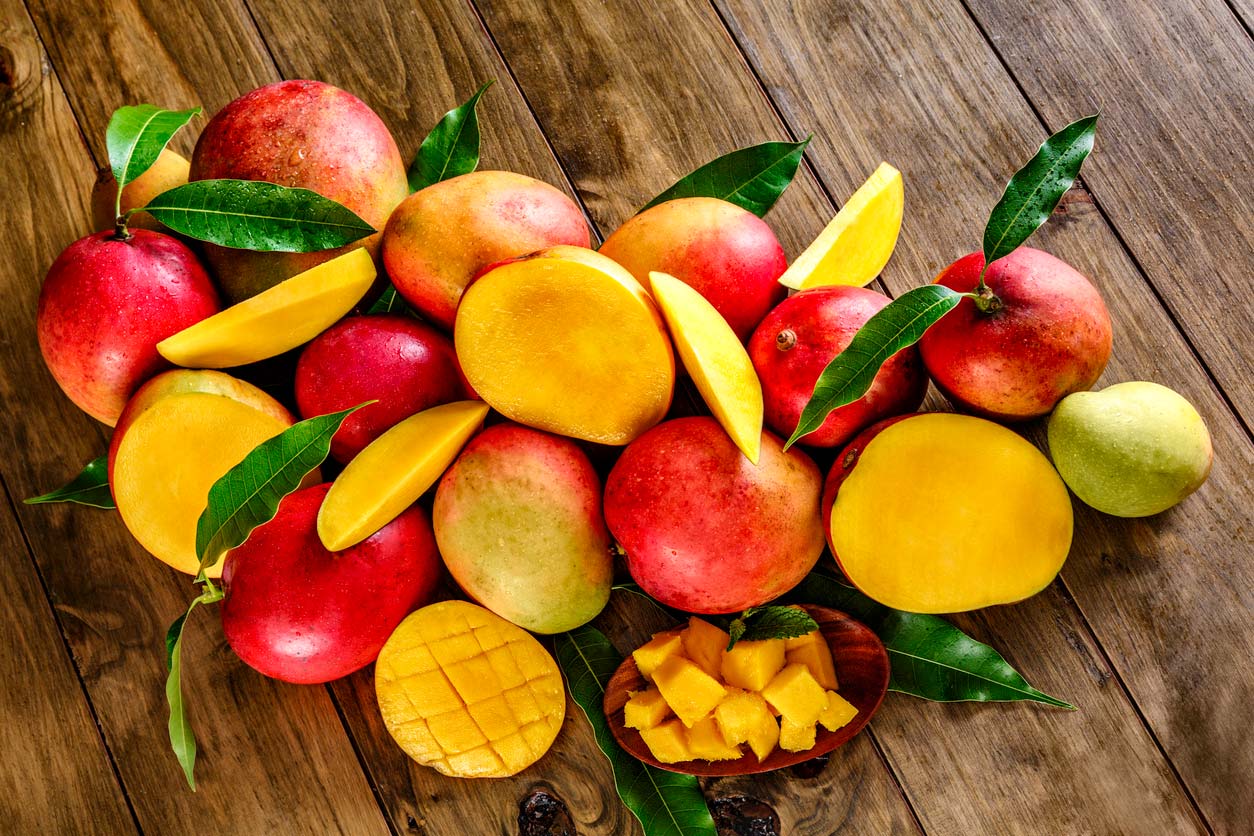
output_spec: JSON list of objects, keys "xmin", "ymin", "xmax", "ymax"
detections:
[
  {"xmin": 112, "ymin": 213, "xmax": 132, "ymax": 241},
  {"xmin": 964, "ymin": 285, "xmax": 1002, "ymax": 315}
]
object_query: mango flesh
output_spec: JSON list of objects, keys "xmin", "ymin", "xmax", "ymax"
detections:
[
  {"xmin": 760, "ymin": 663, "xmax": 828, "ymax": 726},
  {"xmin": 624, "ymin": 689, "xmax": 673, "ymax": 731},
  {"xmin": 382, "ymin": 170, "xmax": 590, "ymax": 329},
  {"xmin": 818, "ymin": 691, "xmax": 858, "ymax": 732},
  {"xmin": 158, "ymin": 248, "xmax": 377, "ymax": 368},
  {"xmin": 91, "ymin": 148, "xmax": 190, "ymax": 234},
  {"xmin": 652, "ymin": 656, "xmax": 727, "ymax": 727},
  {"xmin": 785, "ymin": 632, "xmax": 838, "ymax": 691},
  {"xmin": 682, "ymin": 616, "xmax": 731, "ymax": 679},
  {"xmin": 638, "ymin": 719, "xmax": 694, "ymax": 765},
  {"xmin": 825, "ymin": 412, "xmax": 1073, "ymax": 613},
  {"xmin": 721, "ymin": 639, "xmax": 786, "ymax": 692},
  {"xmin": 108, "ymin": 370, "xmax": 296, "ymax": 576},
  {"xmin": 454, "ymin": 246, "xmax": 675, "ymax": 445},
  {"xmin": 714, "ymin": 689, "xmax": 778, "ymax": 761},
  {"xmin": 375, "ymin": 600, "xmax": 564, "ymax": 778},
  {"xmin": 317, "ymin": 401, "xmax": 490, "ymax": 551},
  {"xmin": 779, "ymin": 717, "xmax": 817, "ymax": 753},
  {"xmin": 632, "ymin": 630, "xmax": 684, "ymax": 681},
  {"xmin": 432, "ymin": 423, "xmax": 613, "ymax": 634}
]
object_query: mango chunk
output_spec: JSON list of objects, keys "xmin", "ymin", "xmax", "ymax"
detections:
[
  {"xmin": 761, "ymin": 663, "xmax": 828, "ymax": 726},
  {"xmin": 624, "ymin": 688, "xmax": 673, "ymax": 732},
  {"xmin": 721, "ymin": 639, "xmax": 786, "ymax": 692},
  {"xmin": 682, "ymin": 617, "xmax": 730, "ymax": 679},
  {"xmin": 819, "ymin": 690, "xmax": 859, "ymax": 732},
  {"xmin": 779, "ymin": 717, "xmax": 817, "ymax": 753},
  {"xmin": 785, "ymin": 631, "xmax": 839, "ymax": 691},
  {"xmin": 685, "ymin": 717, "xmax": 743, "ymax": 761},
  {"xmin": 639, "ymin": 718, "xmax": 694, "ymax": 764},
  {"xmin": 713, "ymin": 689, "xmax": 779, "ymax": 762},
  {"xmin": 632, "ymin": 629, "xmax": 685, "ymax": 682},
  {"xmin": 653, "ymin": 656, "xmax": 727, "ymax": 727}
]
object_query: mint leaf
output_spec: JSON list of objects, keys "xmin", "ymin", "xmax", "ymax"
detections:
[
  {"xmin": 641, "ymin": 138, "xmax": 810, "ymax": 217},
  {"xmin": 25, "ymin": 455, "xmax": 114, "ymax": 509},
  {"xmin": 106, "ymin": 105, "xmax": 200, "ymax": 214},
  {"xmin": 409, "ymin": 80, "xmax": 493, "ymax": 192},
  {"xmin": 725, "ymin": 606, "xmax": 816, "ymax": 650}
]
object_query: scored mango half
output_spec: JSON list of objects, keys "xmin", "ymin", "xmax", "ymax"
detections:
[
  {"xmin": 375, "ymin": 600, "xmax": 565, "ymax": 778},
  {"xmin": 157, "ymin": 247, "xmax": 376, "ymax": 368},
  {"xmin": 778, "ymin": 162, "xmax": 903, "ymax": 290}
]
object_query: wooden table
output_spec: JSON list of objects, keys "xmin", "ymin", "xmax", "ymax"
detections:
[{"xmin": 2, "ymin": 0, "xmax": 1251, "ymax": 833}]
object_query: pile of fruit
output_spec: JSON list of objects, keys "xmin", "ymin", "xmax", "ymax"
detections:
[{"xmin": 29, "ymin": 77, "xmax": 1214, "ymax": 821}]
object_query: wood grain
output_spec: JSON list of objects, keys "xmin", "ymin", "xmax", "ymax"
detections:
[{"xmin": 711, "ymin": 0, "xmax": 1252, "ymax": 831}]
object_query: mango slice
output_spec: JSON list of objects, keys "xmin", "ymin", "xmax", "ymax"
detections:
[
  {"xmin": 761, "ymin": 663, "xmax": 828, "ymax": 726},
  {"xmin": 652, "ymin": 656, "xmax": 727, "ymax": 727},
  {"xmin": 454, "ymin": 246, "xmax": 675, "ymax": 445},
  {"xmin": 682, "ymin": 616, "xmax": 731, "ymax": 679},
  {"xmin": 624, "ymin": 689, "xmax": 673, "ymax": 732},
  {"xmin": 632, "ymin": 629, "xmax": 685, "ymax": 682},
  {"xmin": 721, "ymin": 639, "xmax": 786, "ymax": 693},
  {"xmin": 317, "ymin": 401, "xmax": 489, "ymax": 551},
  {"xmin": 778, "ymin": 162, "xmax": 903, "ymax": 290},
  {"xmin": 375, "ymin": 600, "xmax": 564, "ymax": 778},
  {"xmin": 157, "ymin": 247, "xmax": 375, "ymax": 368},
  {"xmin": 829, "ymin": 413, "xmax": 1073, "ymax": 613},
  {"xmin": 785, "ymin": 632, "xmax": 839, "ymax": 691},
  {"xmin": 778, "ymin": 717, "xmax": 817, "ymax": 753},
  {"xmin": 686, "ymin": 717, "xmax": 743, "ymax": 761},
  {"xmin": 818, "ymin": 690, "xmax": 858, "ymax": 732},
  {"xmin": 638, "ymin": 719, "xmax": 693, "ymax": 765},
  {"xmin": 648, "ymin": 271, "xmax": 763, "ymax": 463},
  {"xmin": 714, "ymin": 689, "xmax": 779, "ymax": 761}
]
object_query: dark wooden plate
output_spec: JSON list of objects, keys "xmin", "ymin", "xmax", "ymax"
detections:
[{"xmin": 603, "ymin": 604, "xmax": 890, "ymax": 776}]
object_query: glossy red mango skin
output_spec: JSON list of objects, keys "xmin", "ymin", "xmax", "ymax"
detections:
[
  {"xmin": 604, "ymin": 416, "xmax": 824, "ymax": 614},
  {"xmin": 220, "ymin": 484, "xmax": 441, "ymax": 685},
  {"xmin": 749, "ymin": 286, "xmax": 927, "ymax": 448},
  {"xmin": 295, "ymin": 315, "xmax": 473, "ymax": 463},
  {"xmin": 36, "ymin": 230, "xmax": 220, "ymax": 425},
  {"xmin": 918, "ymin": 248, "xmax": 1112, "ymax": 421}
]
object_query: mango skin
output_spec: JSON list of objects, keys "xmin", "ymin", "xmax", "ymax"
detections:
[
  {"xmin": 605, "ymin": 416, "xmax": 825, "ymax": 614},
  {"xmin": 433, "ymin": 423, "xmax": 612, "ymax": 634},
  {"xmin": 190, "ymin": 80, "xmax": 409, "ymax": 301},
  {"xmin": 90, "ymin": 148, "xmax": 190, "ymax": 233}
]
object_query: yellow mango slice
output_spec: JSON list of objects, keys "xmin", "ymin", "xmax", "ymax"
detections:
[
  {"xmin": 761, "ymin": 663, "xmax": 828, "ymax": 726},
  {"xmin": 317, "ymin": 401, "xmax": 489, "ymax": 551},
  {"xmin": 632, "ymin": 629, "xmax": 685, "ymax": 682},
  {"xmin": 778, "ymin": 162, "xmax": 903, "ymax": 290},
  {"xmin": 778, "ymin": 717, "xmax": 817, "ymax": 753},
  {"xmin": 682, "ymin": 617, "xmax": 731, "ymax": 679},
  {"xmin": 454, "ymin": 246, "xmax": 675, "ymax": 445},
  {"xmin": 685, "ymin": 717, "xmax": 743, "ymax": 761},
  {"xmin": 721, "ymin": 638, "xmax": 786, "ymax": 693},
  {"xmin": 652, "ymin": 656, "xmax": 727, "ymax": 727},
  {"xmin": 624, "ymin": 689, "xmax": 673, "ymax": 731},
  {"xmin": 639, "ymin": 719, "xmax": 693, "ymax": 764},
  {"xmin": 648, "ymin": 271, "xmax": 763, "ymax": 463},
  {"xmin": 785, "ymin": 631, "xmax": 839, "ymax": 691},
  {"xmin": 714, "ymin": 688, "xmax": 779, "ymax": 761},
  {"xmin": 375, "ymin": 600, "xmax": 564, "ymax": 778},
  {"xmin": 157, "ymin": 247, "xmax": 376, "ymax": 368},
  {"xmin": 818, "ymin": 690, "xmax": 859, "ymax": 732}
]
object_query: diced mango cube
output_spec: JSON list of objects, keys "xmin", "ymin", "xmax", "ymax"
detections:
[
  {"xmin": 761, "ymin": 663, "xmax": 828, "ymax": 726},
  {"xmin": 685, "ymin": 717, "xmax": 743, "ymax": 761},
  {"xmin": 721, "ymin": 638, "xmax": 786, "ymax": 692},
  {"xmin": 639, "ymin": 718, "xmax": 694, "ymax": 764},
  {"xmin": 779, "ymin": 717, "xmax": 817, "ymax": 752},
  {"xmin": 632, "ymin": 629, "xmax": 685, "ymax": 682},
  {"xmin": 785, "ymin": 631, "xmax": 839, "ymax": 691},
  {"xmin": 653, "ymin": 656, "xmax": 727, "ymax": 727},
  {"xmin": 714, "ymin": 689, "xmax": 779, "ymax": 761},
  {"xmin": 624, "ymin": 688, "xmax": 673, "ymax": 731},
  {"xmin": 818, "ymin": 690, "xmax": 859, "ymax": 732},
  {"xmin": 682, "ymin": 617, "xmax": 730, "ymax": 678}
]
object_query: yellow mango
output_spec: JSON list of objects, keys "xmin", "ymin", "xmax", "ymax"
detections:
[
  {"xmin": 157, "ymin": 247, "xmax": 376, "ymax": 367},
  {"xmin": 761, "ymin": 663, "xmax": 828, "ymax": 726},
  {"xmin": 632, "ymin": 629, "xmax": 685, "ymax": 682},
  {"xmin": 648, "ymin": 270, "xmax": 763, "ymax": 463},
  {"xmin": 721, "ymin": 638, "xmax": 786, "ymax": 693},
  {"xmin": 454, "ymin": 246, "xmax": 675, "ymax": 445},
  {"xmin": 652, "ymin": 656, "xmax": 727, "ymax": 727},
  {"xmin": 317, "ymin": 401, "xmax": 489, "ymax": 551},
  {"xmin": 818, "ymin": 690, "xmax": 859, "ymax": 732},
  {"xmin": 713, "ymin": 688, "xmax": 779, "ymax": 762},
  {"xmin": 779, "ymin": 717, "xmax": 817, "ymax": 753},
  {"xmin": 682, "ymin": 617, "xmax": 730, "ymax": 679},
  {"xmin": 624, "ymin": 689, "xmax": 673, "ymax": 731},
  {"xmin": 639, "ymin": 719, "xmax": 693, "ymax": 765},
  {"xmin": 375, "ymin": 601, "xmax": 564, "ymax": 778},
  {"xmin": 685, "ymin": 717, "xmax": 743, "ymax": 761},
  {"xmin": 785, "ymin": 631, "xmax": 839, "ymax": 691}
]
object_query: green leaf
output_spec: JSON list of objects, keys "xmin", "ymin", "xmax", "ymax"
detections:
[
  {"xmin": 106, "ymin": 105, "xmax": 200, "ymax": 199},
  {"xmin": 789, "ymin": 573, "xmax": 1074, "ymax": 708},
  {"xmin": 983, "ymin": 114, "xmax": 1098, "ymax": 267},
  {"xmin": 640, "ymin": 138, "xmax": 810, "ymax": 217},
  {"xmin": 141, "ymin": 180, "xmax": 375, "ymax": 252},
  {"xmin": 366, "ymin": 284, "xmax": 414, "ymax": 316},
  {"xmin": 195, "ymin": 404, "xmax": 367, "ymax": 575},
  {"xmin": 786, "ymin": 285, "xmax": 962, "ymax": 448},
  {"xmin": 165, "ymin": 584, "xmax": 223, "ymax": 791},
  {"xmin": 409, "ymin": 80, "xmax": 494, "ymax": 192},
  {"xmin": 25, "ymin": 456, "xmax": 114, "ymax": 509},
  {"xmin": 725, "ymin": 618, "xmax": 747, "ymax": 651},
  {"xmin": 727, "ymin": 606, "xmax": 818, "ymax": 651},
  {"xmin": 554, "ymin": 625, "xmax": 716, "ymax": 836}
]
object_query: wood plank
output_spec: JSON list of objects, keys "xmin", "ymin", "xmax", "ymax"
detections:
[
  {"xmin": 963, "ymin": 0, "xmax": 1254, "ymax": 427},
  {"xmin": 8, "ymin": 1, "xmax": 391, "ymax": 831},
  {"xmin": 472, "ymin": 0, "xmax": 1218, "ymax": 832},
  {"xmin": 710, "ymin": 0, "xmax": 1253, "ymax": 831}
]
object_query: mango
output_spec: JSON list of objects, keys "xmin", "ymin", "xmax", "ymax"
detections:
[
  {"xmin": 818, "ymin": 690, "xmax": 859, "ymax": 733},
  {"xmin": 624, "ymin": 689, "xmax": 672, "ymax": 731},
  {"xmin": 721, "ymin": 639, "xmax": 786, "ymax": 693},
  {"xmin": 433, "ymin": 423, "xmax": 613, "ymax": 634},
  {"xmin": 713, "ymin": 689, "xmax": 778, "ymax": 761},
  {"xmin": 91, "ymin": 148, "xmax": 190, "ymax": 234},
  {"xmin": 632, "ymin": 630, "xmax": 685, "ymax": 682},
  {"xmin": 761, "ymin": 663, "xmax": 828, "ymax": 726},
  {"xmin": 785, "ymin": 632, "xmax": 839, "ymax": 691},
  {"xmin": 778, "ymin": 717, "xmax": 817, "ymax": 753},
  {"xmin": 686, "ymin": 717, "xmax": 743, "ymax": 761},
  {"xmin": 375, "ymin": 600, "xmax": 564, "ymax": 778},
  {"xmin": 454, "ymin": 246, "xmax": 675, "ymax": 445},
  {"xmin": 652, "ymin": 656, "xmax": 727, "ymax": 727},
  {"xmin": 682, "ymin": 617, "xmax": 730, "ymax": 679},
  {"xmin": 638, "ymin": 719, "xmax": 693, "ymax": 765}
]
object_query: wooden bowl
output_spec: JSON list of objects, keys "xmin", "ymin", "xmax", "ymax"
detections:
[{"xmin": 603, "ymin": 604, "xmax": 889, "ymax": 775}]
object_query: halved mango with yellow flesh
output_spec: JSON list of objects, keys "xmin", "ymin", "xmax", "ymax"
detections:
[
  {"xmin": 157, "ymin": 247, "xmax": 376, "ymax": 368},
  {"xmin": 317, "ymin": 401, "xmax": 489, "ymax": 551},
  {"xmin": 778, "ymin": 162, "xmax": 903, "ymax": 290},
  {"xmin": 826, "ymin": 413, "xmax": 1073, "ymax": 613},
  {"xmin": 375, "ymin": 600, "xmax": 564, "ymax": 778},
  {"xmin": 454, "ymin": 246, "xmax": 674, "ymax": 445},
  {"xmin": 649, "ymin": 271, "xmax": 763, "ymax": 463}
]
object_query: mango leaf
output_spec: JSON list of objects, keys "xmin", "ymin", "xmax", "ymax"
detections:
[
  {"xmin": 165, "ymin": 584, "xmax": 224, "ymax": 791},
  {"xmin": 786, "ymin": 284, "xmax": 962, "ymax": 448},
  {"xmin": 725, "ymin": 606, "xmax": 818, "ymax": 651},
  {"xmin": 983, "ymin": 114, "xmax": 1098, "ymax": 267},
  {"xmin": 141, "ymin": 180, "xmax": 375, "ymax": 252},
  {"xmin": 409, "ymin": 80, "xmax": 494, "ymax": 192},
  {"xmin": 366, "ymin": 284, "xmax": 414, "ymax": 316},
  {"xmin": 25, "ymin": 455, "xmax": 114, "ymax": 509},
  {"xmin": 789, "ymin": 573, "xmax": 1074, "ymax": 708},
  {"xmin": 554, "ymin": 625, "xmax": 716, "ymax": 836},
  {"xmin": 194, "ymin": 404, "xmax": 367, "ymax": 575},
  {"xmin": 106, "ymin": 105, "xmax": 200, "ymax": 205},
  {"xmin": 640, "ymin": 138, "xmax": 810, "ymax": 217}
]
